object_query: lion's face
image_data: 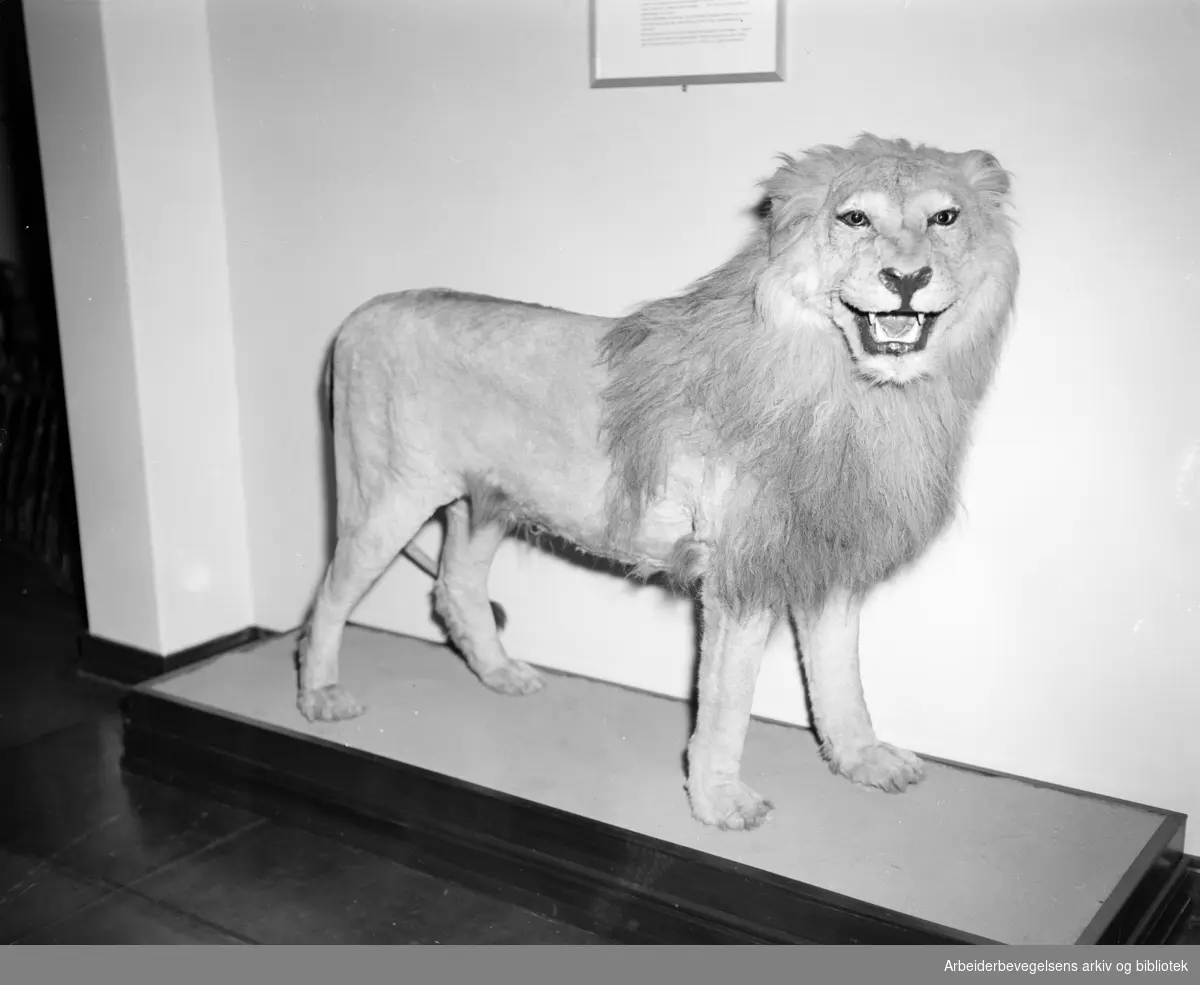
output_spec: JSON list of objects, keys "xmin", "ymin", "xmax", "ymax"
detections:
[{"xmin": 763, "ymin": 137, "xmax": 1018, "ymax": 387}]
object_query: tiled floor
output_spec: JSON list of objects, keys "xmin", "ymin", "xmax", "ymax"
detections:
[
  {"xmin": 1, "ymin": 547, "xmax": 1197, "ymax": 945},
  {"xmin": 0, "ymin": 548, "xmax": 607, "ymax": 945}
]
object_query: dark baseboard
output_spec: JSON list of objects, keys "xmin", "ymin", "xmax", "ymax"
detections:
[
  {"xmin": 120, "ymin": 673, "xmax": 1192, "ymax": 945},
  {"xmin": 79, "ymin": 625, "xmax": 279, "ymax": 686}
]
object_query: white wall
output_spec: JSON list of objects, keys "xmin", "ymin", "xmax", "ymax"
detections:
[{"xmin": 24, "ymin": 0, "xmax": 253, "ymax": 654}]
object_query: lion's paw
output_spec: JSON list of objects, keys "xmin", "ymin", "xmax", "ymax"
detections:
[
  {"xmin": 478, "ymin": 659, "xmax": 545, "ymax": 696},
  {"xmin": 689, "ymin": 778, "xmax": 774, "ymax": 831},
  {"xmin": 831, "ymin": 741, "xmax": 924, "ymax": 792},
  {"xmin": 298, "ymin": 685, "xmax": 367, "ymax": 722}
]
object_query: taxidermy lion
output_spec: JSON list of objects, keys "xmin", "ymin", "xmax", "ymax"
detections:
[{"xmin": 297, "ymin": 134, "xmax": 1019, "ymax": 831}]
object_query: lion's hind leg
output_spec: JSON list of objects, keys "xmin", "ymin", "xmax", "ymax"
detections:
[
  {"xmin": 298, "ymin": 482, "xmax": 451, "ymax": 723},
  {"xmin": 434, "ymin": 499, "xmax": 544, "ymax": 696}
]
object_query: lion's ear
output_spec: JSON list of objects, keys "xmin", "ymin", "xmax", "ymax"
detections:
[
  {"xmin": 959, "ymin": 149, "xmax": 1012, "ymax": 200},
  {"xmin": 761, "ymin": 149, "xmax": 842, "ymax": 249}
]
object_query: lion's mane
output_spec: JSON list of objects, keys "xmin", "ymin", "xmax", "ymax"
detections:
[{"xmin": 599, "ymin": 135, "xmax": 1019, "ymax": 618}]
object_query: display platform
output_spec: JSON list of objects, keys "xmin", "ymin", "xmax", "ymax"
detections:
[{"xmin": 120, "ymin": 625, "xmax": 1190, "ymax": 944}]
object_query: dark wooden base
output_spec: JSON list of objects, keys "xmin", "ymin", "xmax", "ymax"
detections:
[{"xmin": 118, "ymin": 638, "xmax": 1193, "ymax": 944}]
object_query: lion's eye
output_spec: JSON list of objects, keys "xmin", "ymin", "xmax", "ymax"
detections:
[
  {"xmin": 837, "ymin": 210, "xmax": 870, "ymax": 228},
  {"xmin": 930, "ymin": 209, "xmax": 960, "ymax": 227}
]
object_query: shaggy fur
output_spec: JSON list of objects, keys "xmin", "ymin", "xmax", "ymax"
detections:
[{"xmin": 297, "ymin": 134, "xmax": 1019, "ymax": 831}]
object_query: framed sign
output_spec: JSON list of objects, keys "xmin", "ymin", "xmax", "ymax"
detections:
[{"xmin": 590, "ymin": 0, "xmax": 786, "ymax": 89}]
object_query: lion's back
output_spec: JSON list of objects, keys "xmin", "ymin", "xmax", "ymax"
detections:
[
  {"xmin": 336, "ymin": 288, "xmax": 609, "ymax": 385},
  {"xmin": 330, "ymin": 288, "xmax": 617, "ymax": 515}
]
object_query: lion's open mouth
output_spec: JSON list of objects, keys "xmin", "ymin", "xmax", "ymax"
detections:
[{"xmin": 843, "ymin": 302, "xmax": 941, "ymax": 357}]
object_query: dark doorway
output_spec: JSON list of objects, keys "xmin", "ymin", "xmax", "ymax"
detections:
[{"xmin": 0, "ymin": 0, "xmax": 86, "ymax": 622}]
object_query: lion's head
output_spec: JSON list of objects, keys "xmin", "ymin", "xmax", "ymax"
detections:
[{"xmin": 759, "ymin": 134, "xmax": 1018, "ymax": 387}]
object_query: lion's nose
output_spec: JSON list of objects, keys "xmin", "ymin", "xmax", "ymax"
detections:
[{"xmin": 878, "ymin": 266, "xmax": 933, "ymax": 309}]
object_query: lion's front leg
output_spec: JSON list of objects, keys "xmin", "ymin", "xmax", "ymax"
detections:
[
  {"xmin": 795, "ymin": 586, "xmax": 924, "ymax": 792},
  {"xmin": 686, "ymin": 583, "xmax": 775, "ymax": 830}
]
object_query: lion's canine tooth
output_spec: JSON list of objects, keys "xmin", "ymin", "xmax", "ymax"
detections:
[{"xmin": 916, "ymin": 313, "xmax": 926, "ymax": 327}]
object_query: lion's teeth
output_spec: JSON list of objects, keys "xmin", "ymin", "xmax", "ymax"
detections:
[
  {"xmin": 916, "ymin": 313, "xmax": 925, "ymax": 327},
  {"xmin": 868, "ymin": 312, "xmax": 878, "ymax": 328}
]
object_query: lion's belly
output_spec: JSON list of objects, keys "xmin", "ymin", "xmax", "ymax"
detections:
[
  {"xmin": 480, "ymin": 445, "xmax": 724, "ymax": 577},
  {"xmin": 544, "ymin": 452, "xmax": 727, "ymax": 577}
]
